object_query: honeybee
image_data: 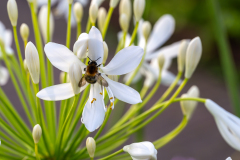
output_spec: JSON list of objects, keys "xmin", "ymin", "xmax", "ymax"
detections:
[{"xmin": 78, "ymin": 57, "xmax": 108, "ymax": 88}]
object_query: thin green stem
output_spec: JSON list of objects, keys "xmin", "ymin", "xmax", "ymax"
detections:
[
  {"xmin": 128, "ymin": 21, "xmax": 139, "ymax": 46},
  {"xmin": 154, "ymin": 116, "xmax": 188, "ymax": 149},
  {"xmin": 35, "ymin": 143, "xmax": 41, "ymax": 160},
  {"xmin": 86, "ymin": 18, "xmax": 91, "ymax": 33},
  {"xmin": 102, "ymin": 7, "xmax": 114, "ymax": 40},
  {"xmin": 98, "ymin": 149, "xmax": 124, "ymax": 160},
  {"xmin": 207, "ymin": 0, "xmax": 240, "ymax": 116},
  {"xmin": 77, "ymin": 22, "xmax": 81, "ymax": 39},
  {"xmin": 66, "ymin": 4, "xmax": 72, "ymax": 48},
  {"xmin": 115, "ymin": 31, "xmax": 127, "ymax": 54}
]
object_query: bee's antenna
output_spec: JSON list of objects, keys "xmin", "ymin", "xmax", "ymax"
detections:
[
  {"xmin": 87, "ymin": 56, "xmax": 93, "ymax": 61},
  {"xmin": 95, "ymin": 57, "xmax": 101, "ymax": 62}
]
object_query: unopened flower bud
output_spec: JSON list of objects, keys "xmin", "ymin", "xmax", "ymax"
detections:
[
  {"xmin": 23, "ymin": 59, "xmax": 28, "ymax": 72},
  {"xmin": 25, "ymin": 42, "xmax": 40, "ymax": 84},
  {"xmin": 103, "ymin": 41, "xmax": 108, "ymax": 64},
  {"xmin": 157, "ymin": 54, "xmax": 165, "ymax": 71},
  {"xmin": 119, "ymin": 0, "xmax": 132, "ymax": 20},
  {"xmin": 98, "ymin": 7, "xmax": 107, "ymax": 33},
  {"xmin": 20, "ymin": 23, "xmax": 29, "ymax": 42},
  {"xmin": 74, "ymin": 2, "xmax": 83, "ymax": 23},
  {"xmin": 226, "ymin": 157, "xmax": 232, "ymax": 160},
  {"xmin": 39, "ymin": 6, "xmax": 54, "ymax": 43},
  {"xmin": 60, "ymin": 72, "xmax": 70, "ymax": 83},
  {"xmin": 86, "ymin": 137, "xmax": 96, "ymax": 158},
  {"xmin": 178, "ymin": 40, "xmax": 189, "ymax": 72},
  {"xmin": 119, "ymin": 14, "xmax": 129, "ymax": 32},
  {"xmin": 89, "ymin": 3, "xmax": 98, "ymax": 24},
  {"xmin": 32, "ymin": 124, "xmax": 42, "ymax": 144},
  {"xmin": 110, "ymin": 0, "xmax": 119, "ymax": 8},
  {"xmin": 180, "ymin": 85, "xmax": 199, "ymax": 120},
  {"xmin": 185, "ymin": 37, "xmax": 202, "ymax": 79},
  {"xmin": 7, "ymin": 0, "xmax": 18, "ymax": 26},
  {"xmin": 68, "ymin": 0, "xmax": 73, "ymax": 4},
  {"xmin": 142, "ymin": 21, "xmax": 151, "ymax": 41},
  {"xmin": 69, "ymin": 62, "xmax": 82, "ymax": 95},
  {"xmin": 133, "ymin": 0, "xmax": 145, "ymax": 22}
]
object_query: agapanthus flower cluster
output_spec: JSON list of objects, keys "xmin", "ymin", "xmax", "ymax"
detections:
[{"xmin": 0, "ymin": 0, "xmax": 239, "ymax": 159}]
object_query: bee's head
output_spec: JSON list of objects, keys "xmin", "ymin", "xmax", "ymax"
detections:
[{"xmin": 87, "ymin": 56, "xmax": 101, "ymax": 66}]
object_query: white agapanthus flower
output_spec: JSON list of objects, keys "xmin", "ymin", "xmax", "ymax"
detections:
[
  {"xmin": 0, "ymin": 21, "xmax": 14, "ymax": 58},
  {"xmin": 205, "ymin": 99, "xmax": 240, "ymax": 151},
  {"xmin": 123, "ymin": 141, "xmax": 157, "ymax": 160},
  {"xmin": 37, "ymin": 26, "xmax": 143, "ymax": 132},
  {"xmin": 0, "ymin": 65, "xmax": 9, "ymax": 86},
  {"xmin": 122, "ymin": 14, "xmax": 185, "ymax": 86}
]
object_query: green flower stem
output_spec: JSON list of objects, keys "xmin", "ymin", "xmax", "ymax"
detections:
[
  {"xmin": 86, "ymin": 18, "xmax": 91, "ymax": 33},
  {"xmin": 102, "ymin": 7, "xmax": 114, "ymax": 40},
  {"xmin": 1, "ymin": 42, "xmax": 34, "ymax": 126},
  {"xmin": 114, "ymin": 70, "xmax": 162, "ymax": 128},
  {"xmin": 98, "ymin": 149, "xmax": 124, "ymax": 160},
  {"xmin": 125, "ymin": 41, "xmax": 147, "ymax": 86},
  {"xmin": 140, "ymin": 85, "xmax": 149, "ymax": 98},
  {"xmin": 35, "ymin": 143, "xmax": 41, "ymax": 160},
  {"xmin": 47, "ymin": 0, "xmax": 51, "ymax": 43},
  {"xmin": 77, "ymin": 22, "xmax": 81, "ymax": 39},
  {"xmin": 29, "ymin": 2, "xmax": 47, "ymax": 88},
  {"xmin": 58, "ymin": 99, "xmax": 70, "ymax": 134},
  {"xmin": 94, "ymin": 107, "xmax": 112, "ymax": 140},
  {"xmin": 157, "ymin": 72, "xmax": 183, "ymax": 103},
  {"xmin": 57, "ymin": 95, "xmax": 78, "ymax": 158},
  {"xmin": 12, "ymin": 26, "xmax": 25, "ymax": 78},
  {"xmin": 115, "ymin": 31, "xmax": 127, "ymax": 54},
  {"xmin": 33, "ymin": 84, "xmax": 52, "ymax": 156},
  {"xmin": 128, "ymin": 21, "xmax": 139, "ymax": 46},
  {"xmin": 0, "ymin": 89, "xmax": 33, "ymax": 143},
  {"xmin": 207, "ymin": 0, "xmax": 240, "ymax": 117},
  {"xmin": 153, "ymin": 116, "xmax": 188, "ymax": 149},
  {"xmin": 66, "ymin": 4, "xmax": 72, "ymax": 48}
]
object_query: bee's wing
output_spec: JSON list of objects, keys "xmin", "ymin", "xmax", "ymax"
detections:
[
  {"xmin": 78, "ymin": 75, "xmax": 87, "ymax": 87},
  {"xmin": 97, "ymin": 75, "xmax": 109, "ymax": 87}
]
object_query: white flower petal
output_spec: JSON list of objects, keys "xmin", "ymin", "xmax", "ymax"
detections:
[
  {"xmin": 145, "ymin": 40, "xmax": 183, "ymax": 61},
  {"xmin": 88, "ymin": 26, "xmax": 104, "ymax": 64},
  {"xmin": 82, "ymin": 84, "xmax": 106, "ymax": 132},
  {"xmin": 4, "ymin": 30, "xmax": 12, "ymax": 50},
  {"xmin": 101, "ymin": 46, "xmax": 144, "ymax": 75},
  {"xmin": 147, "ymin": 14, "xmax": 175, "ymax": 53},
  {"xmin": 0, "ymin": 66, "xmax": 9, "ymax": 86},
  {"xmin": 102, "ymin": 74, "xmax": 142, "ymax": 104},
  {"xmin": 44, "ymin": 42, "xmax": 86, "ymax": 72},
  {"xmin": 137, "ymin": 19, "xmax": 146, "ymax": 49},
  {"xmin": 123, "ymin": 70, "xmax": 142, "ymax": 84},
  {"xmin": 117, "ymin": 31, "xmax": 131, "ymax": 47},
  {"xmin": 73, "ymin": 33, "xmax": 89, "ymax": 58},
  {"xmin": 37, "ymin": 83, "xmax": 88, "ymax": 101}
]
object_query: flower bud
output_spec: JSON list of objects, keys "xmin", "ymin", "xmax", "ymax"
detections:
[
  {"xmin": 157, "ymin": 54, "xmax": 165, "ymax": 71},
  {"xmin": 25, "ymin": 42, "xmax": 40, "ymax": 84},
  {"xmin": 119, "ymin": 0, "xmax": 132, "ymax": 20},
  {"xmin": 23, "ymin": 59, "xmax": 28, "ymax": 72},
  {"xmin": 133, "ymin": 0, "xmax": 145, "ymax": 22},
  {"xmin": 123, "ymin": 141, "xmax": 157, "ymax": 160},
  {"xmin": 68, "ymin": 0, "xmax": 73, "ymax": 4},
  {"xmin": 38, "ymin": 6, "xmax": 54, "ymax": 43},
  {"xmin": 69, "ymin": 62, "xmax": 82, "ymax": 95},
  {"xmin": 32, "ymin": 124, "xmax": 42, "ymax": 144},
  {"xmin": 74, "ymin": 2, "xmax": 83, "ymax": 23},
  {"xmin": 180, "ymin": 85, "xmax": 199, "ymax": 120},
  {"xmin": 142, "ymin": 21, "xmax": 151, "ymax": 41},
  {"xmin": 103, "ymin": 41, "xmax": 108, "ymax": 64},
  {"xmin": 89, "ymin": 2, "xmax": 98, "ymax": 24},
  {"xmin": 185, "ymin": 37, "xmax": 202, "ymax": 79},
  {"xmin": 110, "ymin": 0, "xmax": 119, "ymax": 8},
  {"xmin": 226, "ymin": 157, "xmax": 232, "ymax": 160},
  {"xmin": 98, "ymin": 7, "xmax": 107, "ymax": 33},
  {"xmin": 119, "ymin": 14, "xmax": 129, "ymax": 32},
  {"xmin": 86, "ymin": 137, "xmax": 96, "ymax": 158},
  {"xmin": 20, "ymin": 23, "xmax": 29, "ymax": 42},
  {"xmin": 60, "ymin": 72, "xmax": 70, "ymax": 83},
  {"xmin": 7, "ymin": 0, "xmax": 18, "ymax": 26},
  {"xmin": 177, "ymin": 40, "xmax": 189, "ymax": 72}
]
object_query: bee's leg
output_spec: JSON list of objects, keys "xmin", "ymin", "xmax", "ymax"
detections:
[
  {"xmin": 97, "ymin": 64, "xmax": 102, "ymax": 67},
  {"xmin": 84, "ymin": 68, "xmax": 86, "ymax": 71}
]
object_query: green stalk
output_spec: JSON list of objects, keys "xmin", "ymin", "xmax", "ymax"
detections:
[
  {"xmin": 154, "ymin": 116, "xmax": 188, "ymax": 149},
  {"xmin": 128, "ymin": 21, "xmax": 139, "ymax": 46},
  {"xmin": 115, "ymin": 31, "xmax": 127, "ymax": 54},
  {"xmin": 12, "ymin": 26, "xmax": 25, "ymax": 77},
  {"xmin": 98, "ymin": 149, "xmax": 124, "ymax": 160},
  {"xmin": 207, "ymin": 0, "xmax": 240, "ymax": 116},
  {"xmin": 66, "ymin": 3, "xmax": 72, "ymax": 48},
  {"xmin": 102, "ymin": 7, "xmax": 114, "ymax": 40},
  {"xmin": 77, "ymin": 22, "xmax": 81, "ymax": 39}
]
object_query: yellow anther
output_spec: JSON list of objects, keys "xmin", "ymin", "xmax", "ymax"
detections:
[
  {"xmin": 110, "ymin": 102, "xmax": 113, "ymax": 106},
  {"xmin": 91, "ymin": 98, "xmax": 97, "ymax": 103},
  {"xmin": 100, "ymin": 92, "xmax": 103, "ymax": 95},
  {"xmin": 110, "ymin": 97, "xmax": 113, "ymax": 100}
]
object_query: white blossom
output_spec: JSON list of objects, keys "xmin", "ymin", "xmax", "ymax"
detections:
[{"xmin": 0, "ymin": 22, "xmax": 14, "ymax": 58}]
